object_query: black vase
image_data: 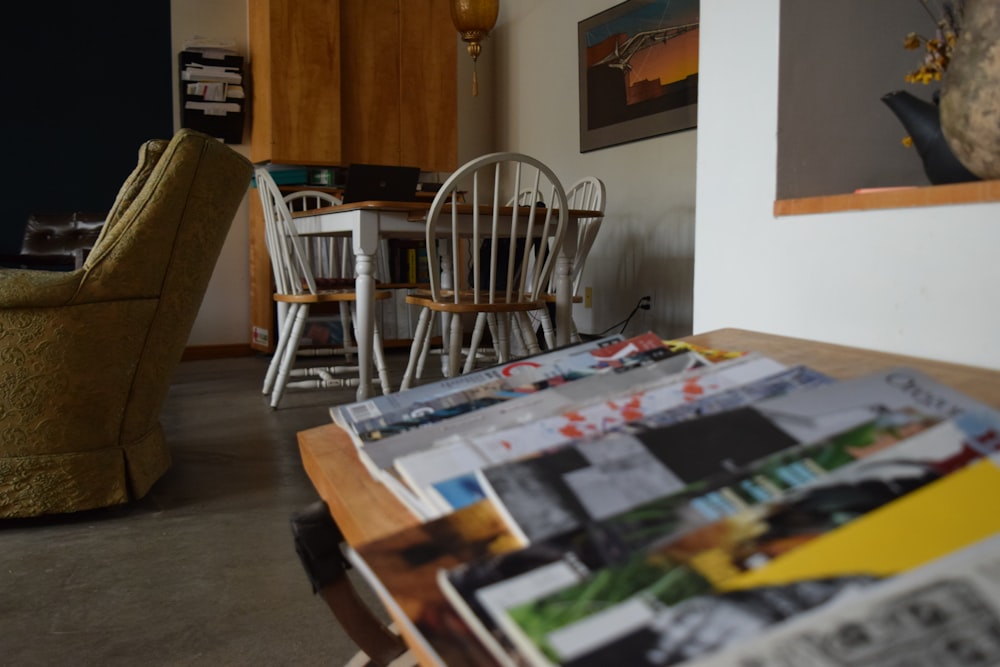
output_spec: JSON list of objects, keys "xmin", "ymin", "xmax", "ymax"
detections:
[{"xmin": 881, "ymin": 90, "xmax": 980, "ymax": 185}]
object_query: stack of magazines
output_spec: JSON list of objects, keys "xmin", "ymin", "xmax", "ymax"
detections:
[{"xmin": 330, "ymin": 332, "xmax": 1000, "ymax": 667}]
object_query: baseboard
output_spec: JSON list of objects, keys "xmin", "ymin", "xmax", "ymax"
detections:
[{"xmin": 181, "ymin": 344, "xmax": 255, "ymax": 362}]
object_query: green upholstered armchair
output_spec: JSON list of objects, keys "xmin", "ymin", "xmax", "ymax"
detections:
[{"xmin": 0, "ymin": 129, "xmax": 253, "ymax": 517}]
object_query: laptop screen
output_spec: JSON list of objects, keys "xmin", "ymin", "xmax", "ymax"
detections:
[{"xmin": 342, "ymin": 164, "xmax": 421, "ymax": 204}]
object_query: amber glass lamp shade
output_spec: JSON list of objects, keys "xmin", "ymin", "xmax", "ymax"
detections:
[{"xmin": 450, "ymin": 0, "xmax": 499, "ymax": 96}]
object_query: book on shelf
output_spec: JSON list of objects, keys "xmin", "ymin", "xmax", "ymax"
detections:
[
  {"xmin": 438, "ymin": 407, "xmax": 1000, "ymax": 666},
  {"xmin": 400, "ymin": 357, "xmax": 817, "ymax": 518},
  {"xmin": 385, "ymin": 239, "xmax": 431, "ymax": 284}
]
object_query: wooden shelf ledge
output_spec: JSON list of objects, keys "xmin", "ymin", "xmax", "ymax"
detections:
[{"xmin": 774, "ymin": 179, "xmax": 1000, "ymax": 217}]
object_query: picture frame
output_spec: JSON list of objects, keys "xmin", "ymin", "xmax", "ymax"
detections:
[{"xmin": 578, "ymin": 0, "xmax": 700, "ymax": 153}]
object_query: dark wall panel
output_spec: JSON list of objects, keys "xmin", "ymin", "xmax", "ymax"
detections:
[{"xmin": 0, "ymin": 1, "xmax": 173, "ymax": 252}]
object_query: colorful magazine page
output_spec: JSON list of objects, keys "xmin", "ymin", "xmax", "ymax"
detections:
[
  {"xmin": 477, "ymin": 405, "xmax": 801, "ymax": 544},
  {"xmin": 422, "ymin": 364, "xmax": 834, "ymax": 514},
  {"xmin": 686, "ymin": 531, "xmax": 1000, "ymax": 667},
  {"xmin": 393, "ymin": 354, "xmax": 794, "ymax": 515},
  {"xmin": 353, "ymin": 332, "xmax": 682, "ymax": 446},
  {"xmin": 439, "ymin": 409, "xmax": 1000, "ymax": 666},
  {"xmin": 661, "ymin": 339, "xmax": 748, "ymax": 364},
  {"xmin": 352, "ymin": 499, "xmax": 526, "ymax": 667},
  {"xmin": 329, "ymin": 333, "xmax": 626, "ymax": 434},
  {"xmin": 463, "ymin": 355, "xmax": 796, "ymax": 469},
  {"xmin": 475, "ymin": 422, "xmax": 1000, "ymax": 667},
  {"xmin": 360, "ymin": 345, "xmax": 710, "ymax": 477}
]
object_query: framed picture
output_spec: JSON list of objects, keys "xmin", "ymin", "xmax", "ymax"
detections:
[{"xmin": 578, "ymin": 0, "xmax": 700, "ymax": 153}]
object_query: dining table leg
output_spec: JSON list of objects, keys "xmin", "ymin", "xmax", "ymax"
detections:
[
  {"xmin": 353, "ymin": 223, "xmax": 379, "ymax": 400},
  {"xmin": 437, "ymin": 239, "xmax": 453, "ymax": 375},
  {"xmin": 554, "ymin": 218, "xmax": 578, "ymax": 348}
]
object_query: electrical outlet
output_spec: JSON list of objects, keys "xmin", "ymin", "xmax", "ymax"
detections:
[
  {"xmin": 584, "ymin": 286, "xmax": 593, "ymax": 308},
  {"xmin": 639, "ymin": 295, "xmax": 652, "ymax": 310}
]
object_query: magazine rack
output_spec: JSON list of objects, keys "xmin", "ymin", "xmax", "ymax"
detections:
[{"xmin": 178, "ymin": 49, "xmax": 245, "ymax": 144}]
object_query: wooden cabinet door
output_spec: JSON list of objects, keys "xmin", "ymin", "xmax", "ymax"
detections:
[
  {"xmin": 249, "ymin": 0, "xmax": 344, "ymax": 165},
  {"xmin": 340, "ymin": 0, "xmax": 402, "ymax": 166},
  {"xmin": 399, "ymin": 0, "xmax": 458, "ymax": 172}
]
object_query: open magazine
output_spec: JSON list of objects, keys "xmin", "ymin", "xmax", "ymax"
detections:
[
  {"xmin": 436, "ymin": 372, "xmax": 1000, "ymax": 665},
  {"xmin": 406, "ymin": 363, "xmax": 831, "ymax": 516}
]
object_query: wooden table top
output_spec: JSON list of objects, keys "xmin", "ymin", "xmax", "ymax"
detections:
[
  {"xmin": 296, "ymin": 327, "xmax": 1000, "ymax": 665},
  {"xmin": 290, "ymin": 200, "xmax": 604, "ymax": 219}
]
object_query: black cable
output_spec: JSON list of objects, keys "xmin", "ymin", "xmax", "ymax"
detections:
[{"xmin": 579, "ymin": 296, "xmax": 650, "ymax": 340}]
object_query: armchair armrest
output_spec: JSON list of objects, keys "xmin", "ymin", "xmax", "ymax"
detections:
[{"xmin": 0, "ymin": 268, "xmax": 84, "ymax": 308}]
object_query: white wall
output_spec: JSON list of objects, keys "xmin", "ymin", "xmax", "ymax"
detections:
[
  {"xmin": 492, "ymin": 0, "xmax": 697, "ymax": 340},
  {"xmin": 694, "ymin": 0, "xmax": 1000, "ymax": 370},
  {"xmin": 172, "ymin": 0, "xmax": 252, "ymax": 347}
]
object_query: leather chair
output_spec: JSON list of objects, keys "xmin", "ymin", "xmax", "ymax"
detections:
[
  {"xmin": 0, "ymin": 128, "xmax": 253, "ymax": 517},
  {"xmin": 0, "ymin": 212, "xmax": 107, "ymax": 271}
]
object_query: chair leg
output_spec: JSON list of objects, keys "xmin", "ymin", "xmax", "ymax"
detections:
[
  {"xmin": 493, "ymin": 313, "xmax": 511, "ymax": 364},
  {"xmin": 515, "ymin": 311, "xmax": 541, "ymax": 356},
  {"xmin": 372, "ymin": 314, "xmax": 392, "ymax": 395},
  {"xmin": 486, "ymin": 313, "xmax": 502, "ymax": 360},
  {"xmin": 438, "ymin": 311, "xmax": 451, "ymax": 377},
  {"xmin": 415, "ymin": 320, "xmax": 433, "ymax": 383},
  {"xmin": 263, "ymin": 301, "xmax": 299, "ymax": 395},
  {"xmin": 447, "ymin": 313, "xmax": 464, "ymax": 378},
  {"xmin": 350, "ymin": 303, "xmax": 393, "ymax": 396},
  {"xmin": 537, "ymin": 308, "xmax": 557, "ymax": 351},
  {"xmin": 464, "ymin": 312, "xmax": 489, "ymax": 375},
  {"xmin": 340, "ymin": 301, "xmax": 355, "ymax": 362},
  {"xmin": 271, "ymin": 303, "xmax": 310, "ymax": 409},
  {"xmin": 401, "ymin": 308, "xmax": 432, "ymax": 391}
]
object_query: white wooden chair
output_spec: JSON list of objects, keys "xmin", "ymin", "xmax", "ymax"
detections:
[
  {"xmin": 466, "ymin": 185, "xmax": 551, "ymax": 364},
  {"xmin": 521, "ymin": 176, "xmax": 607, "ymax": 348},
  {"xmin": 282, "ymin": 189, "xmax": 356, "ymax": 360},
  {"xmin": 399, "ymin": 153, "xmax": 569, "ymax": 390},
  {"xmin": 255, "ymin": 168, "xmax": 393, "ymax": 407}
]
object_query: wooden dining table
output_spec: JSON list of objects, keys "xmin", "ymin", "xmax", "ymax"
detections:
[{"xmin": 292, "ymin": 200, "xmax": 603, "ymax": 399}]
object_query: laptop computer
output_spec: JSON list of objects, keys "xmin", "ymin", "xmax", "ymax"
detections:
[{"xmin": 342, "ymin": 163, "xmax": 421, "ymax": 204}]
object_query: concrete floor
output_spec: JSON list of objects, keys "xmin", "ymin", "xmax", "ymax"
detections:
[{"xmin": 0, "ymin": 350, "xmax": 434, "ymax": 667}]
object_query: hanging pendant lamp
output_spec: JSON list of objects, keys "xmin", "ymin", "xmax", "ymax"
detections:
[{"xmin": 450, "ymin": 0, "xmax": 499, "ymax": 96}]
